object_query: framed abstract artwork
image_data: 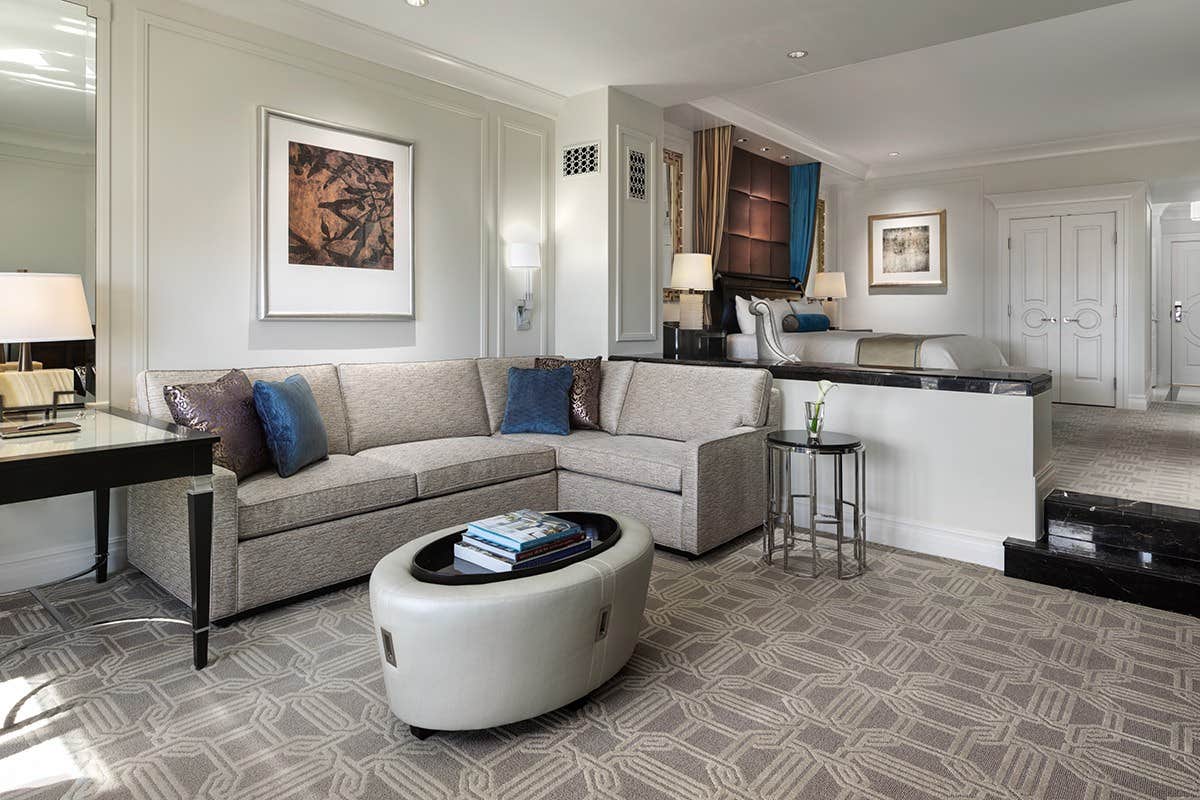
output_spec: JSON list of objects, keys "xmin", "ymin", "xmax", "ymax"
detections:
[
  {"xmin": 867, "ymin": 209, "xmax": 946, "ymax": 289},
  {"xmin": 257, "ymin": 107, "xmax": 414, "ymax": 320}
]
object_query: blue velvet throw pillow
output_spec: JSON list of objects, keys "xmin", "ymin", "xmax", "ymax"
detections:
[
  {"xmin": 782, "ymin": 313, "xmax": 831, "ymax": 333},
  {"xmin": 500, "ymin": 366, "xmax": 573, "ymax": 435},
  {"xmin": 252, "ymin": 375, "xmax": 329, "ymax": 478}
]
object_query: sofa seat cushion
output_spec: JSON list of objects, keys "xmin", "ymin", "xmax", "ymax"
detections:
[
  {"xmin": 237, "ymin": 454, "xmax": 417, "ymax": 540},
  {"xmin": 358, "ymin": 437, "xmax": 556, "ymax": 499},
  {"xmin": 502, "ymin": 430, "xmax": 685, "ymax": 493}
]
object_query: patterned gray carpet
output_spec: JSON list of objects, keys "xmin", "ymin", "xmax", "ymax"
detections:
[
  {"xmin": 1054, "ymin": 401, "xmax": 1200, "ymax": 508},
  {"xmin": 2, "ymin": 537, "xmax": 1200, "ymax": 800}
]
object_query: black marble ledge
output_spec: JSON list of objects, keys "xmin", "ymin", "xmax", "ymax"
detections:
[
  {"xmin": 609, "ymin": 354, "xmax": 1052, "ymax": 397},
  {"xmin": 1044, "ymin": 489, "xmax": 1200, "ymax": 561}
]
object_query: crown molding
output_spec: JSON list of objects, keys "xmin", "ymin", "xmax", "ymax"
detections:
[
  {"xmin": 867, "ymin": 124, "xmax": 1200, "ymax": 180},
  {"xmin": 687, "ymin": 96, "xmax": 868, "ymax": 182},
  {"xmin": 178, "ymin": 0, "xmax": 565, "ymax": 119}
]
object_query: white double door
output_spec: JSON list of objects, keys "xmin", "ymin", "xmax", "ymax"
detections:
[{"xmin": 1009, "ymin": 213, "xmax": 1117, "ymax": 406}]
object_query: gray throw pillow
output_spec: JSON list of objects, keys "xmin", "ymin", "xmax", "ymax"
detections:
[{"xmin": 163, "ymin": 369, "xmax": 271, "ymax": 480}]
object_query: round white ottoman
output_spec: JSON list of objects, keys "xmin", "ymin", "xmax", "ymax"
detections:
[{"xmin": 369, "ymin": 512, "xmax": 653, "ymax": 737}]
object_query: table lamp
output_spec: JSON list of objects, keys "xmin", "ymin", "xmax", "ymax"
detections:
[
  {"xmin": 670, "ymin": 253, "xmax": 713, "ymax": 330},
  {"xmin": 507, "ymin": 243, "xmax": 541, "ymax": 331},
  {"xmin": 811, "ymin": 271, "xmax": 847, "ymax": 329},
  {"xmin": 0, "ymin": 272, "xmax": 95, "ymax": 371}
]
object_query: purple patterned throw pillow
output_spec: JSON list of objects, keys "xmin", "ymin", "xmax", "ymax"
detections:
[
  {"xmin": 163, "ymin": 370, "xmax": 271, "ymax": 479},
  {"xmin": 534, "ymin": 356, "xmax": 601, "ymax": 430}
]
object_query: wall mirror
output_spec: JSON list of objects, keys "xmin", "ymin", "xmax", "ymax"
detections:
[{"xmin": 0, "ymin": 0, "xmax": 99, "ymax": 406}]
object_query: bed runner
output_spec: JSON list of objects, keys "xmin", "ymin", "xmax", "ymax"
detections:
[{"xmin": 855, "ymin": 334, "xmax": 963, "ymax": 369}]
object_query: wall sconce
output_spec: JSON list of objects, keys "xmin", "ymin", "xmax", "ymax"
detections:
[{"xmin": 507, "ymin": 242, "xmax": 541, "ymax": 331}]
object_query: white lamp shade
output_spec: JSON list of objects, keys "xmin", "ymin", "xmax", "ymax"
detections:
[
  {"xmin": 507, "ymin": 242, "xmax": 542, "ymax": 269},
  {"xmin": 811, "ymin": 271, "xmax": 847, "ymax": 299},
  {"xmin": 0, "ymin": 272, "xmax": 94, "ymax": 343},
  {"xmin": 670, "ymin": 253, "xmax": 714, "ymax": 291}
]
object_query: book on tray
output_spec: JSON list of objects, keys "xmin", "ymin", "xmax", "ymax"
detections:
[{"xmin": 454, "ymin": 510, "xmax": 589, "ymax": 572}]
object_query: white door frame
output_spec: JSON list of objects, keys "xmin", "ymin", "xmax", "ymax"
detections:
[
  {"xmin": 989, "ymin": 182, "xmax": 1143, "ymax": 410},
  {"xmin": 1163, "ymin": 232, "xmax": 1200, "ymax": 387}
]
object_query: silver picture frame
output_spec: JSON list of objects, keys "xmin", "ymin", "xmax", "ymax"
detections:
[{"xmin": 256, "ymin": 106, "xmax": 415, "ymax": 320}]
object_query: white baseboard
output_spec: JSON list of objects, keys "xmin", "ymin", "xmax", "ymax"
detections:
[
  {"xmin": 864, "ymin": 512, "xmax": 1005, "ymax": 571},
  {"xmin": 1126, "ymin": 394, "xmax": 1149, "ymax": 411},
  {"xmin": 811, "ymin": 502, "xmax": 1009, "ymax": 571},
  {"xmin": 0, "ymin": 538, "xmax": 127, "ymax": 593}
]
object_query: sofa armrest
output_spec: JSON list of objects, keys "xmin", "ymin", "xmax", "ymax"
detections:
[
  {"xmin": 126, "ymin": 465, "xmax": 240, "ymax": 620},
  {"xmin": 681, "ymin": 426, "xmax": 772, "ymax": 554}
]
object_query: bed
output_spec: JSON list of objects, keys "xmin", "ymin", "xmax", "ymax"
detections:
[{"xmin": 716, "ymin": 278, "xmax": 1007, "ymax": 371}]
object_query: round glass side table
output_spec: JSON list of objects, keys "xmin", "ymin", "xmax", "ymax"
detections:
[{"xmin": 763, "ymin": 429, "xmax": 867, "ymax": 579}]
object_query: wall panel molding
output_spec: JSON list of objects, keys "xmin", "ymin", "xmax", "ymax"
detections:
[{"xmin": 614, "ymin": 124, "xmax": 658, "ymax": 342}]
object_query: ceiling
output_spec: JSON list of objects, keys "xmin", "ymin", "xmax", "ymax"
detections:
[
  {"xmin": 191, "ymin": 0, "xmax": 1122, "ymax": 108},
  {"xmin": 0, "ymin": 0, "xmax": 95, "ymax": 148},
  {"xmin": 717, "ymin": 0, "xmax": 1200, "ymax": 176}
]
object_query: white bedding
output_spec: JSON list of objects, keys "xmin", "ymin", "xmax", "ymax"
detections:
[{"xmin": 727, "ymin": 330, "xmax": 1008, "ymax": 370}]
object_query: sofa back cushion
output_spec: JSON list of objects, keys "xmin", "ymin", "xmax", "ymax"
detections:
[
  {"xmin": 476, "ymin": 357, "xmax": 538, "ymax": 433},
  {"xmin": 599, "ymin": 359, "xmax": 635, "ymax": 434},
  {"xmin": 615, "ymin": 363, "xmax": 772, "ymax": 441},
  {"xmin": 338, "ymin": 359, "xmax": 490, "ymax": 452},
  {"xmin": 137, "ymin": 364, "xmax": 350, "ymax": 455}
]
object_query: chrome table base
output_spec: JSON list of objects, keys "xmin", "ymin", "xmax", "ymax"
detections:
[{"xmin": 763, "ymin": 435, "xmax": 867, "ymax": 579}]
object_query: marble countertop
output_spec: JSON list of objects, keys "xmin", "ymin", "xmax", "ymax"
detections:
[{"xmin": 609, "ymin": 354, "xmax": 1052, "ymax": 397}]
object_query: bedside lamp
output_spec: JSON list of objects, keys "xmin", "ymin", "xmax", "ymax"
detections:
[
  {"xmin": 811, "ymin": 272, "xmax": 847, "ymax": 329},
  {"xmin": 0, "ymin": 272, "xmax": 94, "ymax": 371},
  {"xmin": 507, "ymin": 243, "xmax": 541, "ymax": 331},
  {"xmin": 670, "ymin": 253, "xmax": 713, "ymax": 330}
]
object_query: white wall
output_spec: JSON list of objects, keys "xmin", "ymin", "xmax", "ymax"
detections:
[
  {"xmin": 608, "ymin": 88, "xmax": 663, "ymax": 356},
  {"xmin": 554, "ymin": 87, "xmax": 665, "ymax": 359},
  {"xmin": 554, "ymin": 89, "xmax": 610, "ymax": 358},
  {"xmin": 0, "ymin": 0, "xmax": 556, "ymax": 590},
  {"xmin": 836, "ymin": 176, "xmax": 984, "ymax": 335},
  {"xmin": 0, "ymin": 143, "xmax": 94, "ymax": 316},
  {"xmin": 832, "ymin": 139, "xmax": 1200, "ymax": 405},
  {"xmin": 775, "ymin": 379, "xmax": 1053, "ymax": 570}
]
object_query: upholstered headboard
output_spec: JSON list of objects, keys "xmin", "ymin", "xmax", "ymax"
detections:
[{"xmin": 714, "ymin": 274, "xmax": 806, "ymax": 334}]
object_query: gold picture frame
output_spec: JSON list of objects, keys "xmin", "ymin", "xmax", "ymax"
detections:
[{"xmin": 867, "ymin": 209, "xmax": 946, "ymax": 289}]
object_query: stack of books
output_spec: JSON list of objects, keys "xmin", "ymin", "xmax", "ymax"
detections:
[{"xmin": 454, "ymin": 510, "xmax": 590, "ymax": 572}]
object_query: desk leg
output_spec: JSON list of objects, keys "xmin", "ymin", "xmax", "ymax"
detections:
[
  {"xmin": 94, "ymin": 489, "xmax": 110, "ymax": 583},
  {"xmin": 187, "ymin": 479, "xmax": 213, "ymax": 670}
]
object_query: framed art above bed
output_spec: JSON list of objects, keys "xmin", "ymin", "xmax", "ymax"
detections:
[{"xmin": 868, "ymin": 209, "xmax": 946, "ymax": 290}]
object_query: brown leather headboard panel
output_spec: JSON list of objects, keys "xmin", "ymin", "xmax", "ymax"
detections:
[{"xmin": 718, "ymin": 147, "xmax": 790, "ymax": 279}]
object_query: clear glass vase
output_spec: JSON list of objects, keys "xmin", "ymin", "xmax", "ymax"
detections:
[{"xmin": 805, "ymin": 401, "xmax": 824, "ymax": 439}]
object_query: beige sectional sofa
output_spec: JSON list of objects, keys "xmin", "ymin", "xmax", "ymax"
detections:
[{"xmin": 128, "ymin": 357, "xmax": 778, "ymax": 621}]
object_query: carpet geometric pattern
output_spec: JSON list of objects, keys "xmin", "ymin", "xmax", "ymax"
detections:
[
  {"xmin": 1054, "ymin": 400, "xmax": 1200, "ymax": 509},
  {"xmin": 3, "ymin": 537, "xmax": 1200, "ymax": 800}
]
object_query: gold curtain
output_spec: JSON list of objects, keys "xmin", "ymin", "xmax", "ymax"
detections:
[{"xmin": 693, "ymin": 125, "xmax": 733, "ymax": 273}]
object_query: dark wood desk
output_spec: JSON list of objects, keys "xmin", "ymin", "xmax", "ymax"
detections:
[{"xmin": 0, "ymin": 408, "xmax": 217, "ymax": 669}]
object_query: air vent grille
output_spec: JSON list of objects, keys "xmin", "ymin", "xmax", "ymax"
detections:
[
  {"xmin": 627, "ymin": 147, "xmax": 647, "ymax": 201},
  {"xmin": 562, "ymin": 142, "xmax": 600, "ymax": 177}
]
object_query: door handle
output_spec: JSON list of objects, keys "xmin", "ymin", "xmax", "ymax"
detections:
[
  {"xmin": 1040, "ymin": 316, "xmax": 1058, "ymax": 323},
  {"xmin": 1175, "ymin": 301, "xmax": 1184, "ymax": 323},
  {"xmin": 1063, "ymin": 317, "xmax": 1079, "ymax": 324}
]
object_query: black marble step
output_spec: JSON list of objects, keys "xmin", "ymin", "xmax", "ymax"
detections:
[
  {"xmin": 1004, "ymin": 536, "xmax": 1200, "ymax": 618},
  {"xmin": 1044, "ymin": 489, "xmax": 1200, "ymax": 562}
]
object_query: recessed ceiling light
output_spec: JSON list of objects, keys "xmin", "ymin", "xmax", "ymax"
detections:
[
  {"xmin": 405, "ymin": 0, "xmax": 428, "ymax": 6},
  {"xmin": 787, "ymin": 50, "xmax": 808, "ymax": 59},
  {"xmin": 760, "ymin": 146, "xmax": 771, "ymax": 153},
  {"xmin": 781, "ymin": 155, "xmax": 790, "ymax": 160},
  {"xmin": 735, "ymin": 137, "xmax": 748, "ymax": 144},
  {"xmin": 888, "ymin": 151, "xmax": 901, "ymax": 158}
]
